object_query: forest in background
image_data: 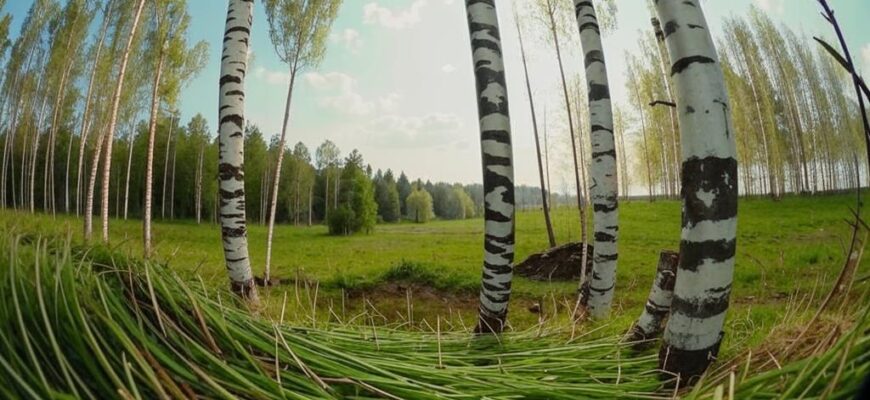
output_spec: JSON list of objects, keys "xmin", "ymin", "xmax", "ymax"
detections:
[{"xmin": 0, "ymin": 0, "xmax": 865, "ymax": 227}]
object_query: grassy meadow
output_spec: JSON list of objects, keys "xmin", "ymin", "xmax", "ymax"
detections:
[{"xmin": 2, "ymin": 194, "xmax": 866, "ymax": 358}]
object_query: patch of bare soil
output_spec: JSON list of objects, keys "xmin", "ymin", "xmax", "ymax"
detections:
[
  {"xmin": 346, "ymin": 282, "xmax": 477, "ymax": 308},
  {"xmin": 514, "ymin": 242, "xmax": 593, "ymax": 281}
]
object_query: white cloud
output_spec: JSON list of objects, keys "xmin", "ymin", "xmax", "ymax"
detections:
[
  {"xmin": 441, "ymin": 64, "xmax": 456, "ymax": 73},
  {"xmin": 364, "ymin": 113, "xmax": 463, "ymax": 147},
  {"xmin": 754, "ymin": 0, "xmax": 784, "ymax": 15},
  {"xmin": 378, "ymin": 93, "xmax": 401, "ymax": 112},
  {"xmin": 304, "ymin": 72, "xmax": 399, "ymax": 116},
  {"xmin": 862, "ymin": 44, "xmax": 870, "ymax": 80},
  {"xmin": 332, "ymin": 28, "xmax": 362, "ymax": 53},
  {"xmin": 363, "ymin": 1, "xmax": 427, "ymax": 30},
  {"xmin": 254, "ymin": 66, "xmax": 291, "ymax": 85}
]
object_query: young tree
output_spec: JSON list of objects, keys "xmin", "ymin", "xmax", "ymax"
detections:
[
  {"xmin": 261, "ymin": 0, "xmax": 342, "ymax": 283},
  {"xmin": 76, "ymin": 0, "xmax": 114, "ymax": 216},
  {"xmin": 92, "ymin": 0, "xmax": 146, "ymax": 243},
  {"xmin": 514, "ymin": 8, "xmax": 556, "ymax": 248},
  {"xmin": 315, "ymin": 139, "xmax": 340, "ymax": 220},
  {"xmin": 405, "ymin": 186, "xmax": 434, "ymax": 223},
  {"xmin": 653, "ymin": 0, "xmax": 738, "ymax": 382},
  {"xmin": 465, "ymin": 0, "xmax": 516, "ymax": 334},
  {"xmin": 573, "ymin": 0, "xmax": 620, "ymax": 319},
  {"xmin": 375, "ymin": 169, "xmax": 401, "ymax": 223},
  {"xmin": 218, "ymin": 0, "xmax": 257, "ymax": 302},
  {"xmin": 533, "ymin": 0, "xmax": 587, "ymax": 254},
  {"xmin": 396, "ymin": 171, "xmax": 411, "ymax": 216},
  {"xmin": 144, "ymin": 1, "xmax": 183, "ymax": 257}
]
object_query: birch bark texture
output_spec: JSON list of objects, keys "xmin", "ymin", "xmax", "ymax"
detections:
[
  {"xmin": 653, "ymin": 0, "xmax": 738, "ymax": 381},
  {"xmin": 574, "ymin": 0, "xmax": 620, "ymax": 319},
  {"xmin": 465, "ymin": 0, "xmax": 516, "ymax": 334},
  {"xmin": 218, "ymin": 0, "xmax": 258, "ymax": 301},
  {"xmin": 626, "ymin": 251, "xmax": 678, "ymax": 344},
  {"xmin": 100, "ymin": 0, "xmax": 147, "ymax": 243}
]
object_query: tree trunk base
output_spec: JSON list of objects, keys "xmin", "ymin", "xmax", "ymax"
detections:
[
  {"xmin": 474, "ymin": 309, "xmax": 507, "ymax": 335},
  {"xmin": 230, "ymin": 279, "xmax": 260, "ymax": 305},
  {"xmin": 659, "ymin": 335, "xmax": 723, "ymax": 386},
  {"xmin": 514, "ymin": 242, "xmax": 593, "ymax": 281},
  {"xmin": 254, "ymin": 276, "xmax": 287, "ymax": 287}
]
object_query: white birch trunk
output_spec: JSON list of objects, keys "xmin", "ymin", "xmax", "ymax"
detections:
[
  {"xmin": 264, "ymin": 68, "xmax": 298, "ymax": 283},
  {"xmin": 653, "ymin": 0, "xmax": 738, "ymax": 382},
  {"xmin": 218, "ymin": 0, "xmax": 258, "ymax": 302},
  {"xmin": 101, "ymin": 0, "xmax": 147, "ymax": 243},
  {"xmin": 465, "ymin": 0, "xmax": 516, "ymax": 334},
  {"xmin": 574, "ymin": 0, "xmax": 620, "ymax": 319}
]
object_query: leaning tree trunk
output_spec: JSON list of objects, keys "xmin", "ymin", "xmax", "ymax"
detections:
[
  {"xmin": 101, "ymin": 0, "xmax": 147, "ymax": 243},
  {"xmin": 77, "ymin": 0, "xmax": 113, "ymax": 217},
  {"xmin": 465, "ymin": 0, "xmax": 516, "ymax": 334},
  {"xmin": 30, "ymin": 95, "xmax": 50, "ymax": 213},
  {"xmin": 653, "ymin": 0, "xmax": 738, "ymax": 383},
  {"xmin": 515, "ymin": 16, "xmax": 556, "ymax": 249},
  {"xmin": 626, "ymin": 251, "xmax": 679, "ymax": 344},
  {"xmin": 123, "ymin": 132, "xmax": 134, "ymax": 220},
  {"xmin": 195, "ymin": 143, "xmax": 203, "ymax": 224},
  {"xmin": 574, "ymin": 1, "xmax": 620, "ymax": 319},
  {"xmin": 162, "ymin": 113, "xmax": 175, "ymax": 219},
  {"xmin": 264, "ymin": 62, "xmax": 299, "ymax": 284},
  {"xmin": 218, "ymin": 0, "xmax": 258, "ymax": 302}
]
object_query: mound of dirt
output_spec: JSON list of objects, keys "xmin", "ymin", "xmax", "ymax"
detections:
[{"xmin": 514, "ymin": 242, "xmax": 592, "ymax": 281}]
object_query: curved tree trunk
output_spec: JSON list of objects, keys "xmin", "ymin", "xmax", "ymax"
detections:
[
  {"xmin": 101, "ymin": 0, "xmax": 147, "ymax": 243},
  {"xmin": 30, "ymin": 95, "xmax": 50, "ymax": 213},
  {"xmin": 77, "ymin": 0, "xmax": 113, "ymax": 217},
  {"xmin": 84, "ymin": 127, "xmax": 107, "ymax": 241},
  {"xmin": 653, "ymin": 0, "xmax": 738, "ymax": 383},
  {"xmin": 465, "ymin": 0, "xmax": 516, "ymax": 334},
  {"xmin": 218, "ymin": 0, "xmax": 258, "ymax": 302},
  {"xmin": 574, "ymin": 0, "xmax": 620, "ymax": 319},
  {"xmin": 515, "ymin": 15, "xmax": 556, "ymax": 249}
]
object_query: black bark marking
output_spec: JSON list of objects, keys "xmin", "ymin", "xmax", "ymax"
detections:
[
  {"xmin": 584, "ymin": 50, "xmax": 605, "ymax": 68},
  {"xmin": 659, "ymin": 333, "xmax": 723, "ymax": 385},
  {"xmin": 671, "ymin": 56, "xmax": 715, "ymax": 76},
  {"xmin": 670, "ymin": 286, "xmax": 730, "ymax": 319},
  {"xmin": 588, "ymin": 83, "xmax": 610, "ymax": 101},
  {"xmin": 679, "ymin": 239, "xmax": 736, "ymax": 272},
  {"xmin": 664, "ymin": 21, "xmax": 679, "ymax": 37},
  {"xmin": 681, "ymin": 156, "xmax": 738, "ymax": 226}
]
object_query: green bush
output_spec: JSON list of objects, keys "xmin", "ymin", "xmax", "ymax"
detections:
[{"xmin": 327, "ymin": 206, "xmax": 355, "ymax": 235}]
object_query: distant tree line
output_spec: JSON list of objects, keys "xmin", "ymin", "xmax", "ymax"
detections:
[{"xmin": 622, "ymin": 5, "xmax": 867, "ymax": 199}]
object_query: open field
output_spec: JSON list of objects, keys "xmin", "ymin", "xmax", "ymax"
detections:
[{"xmin": 2, "ymin": 194, "xmax": 866, "ymax": 356}]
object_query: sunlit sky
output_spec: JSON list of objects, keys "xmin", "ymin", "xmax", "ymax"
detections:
[{"xmin": 4, "ymin": 0, "xmax": 870, "ymax": 192}]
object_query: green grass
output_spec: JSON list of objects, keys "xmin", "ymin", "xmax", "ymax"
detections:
[
  {"xmin": 0, "ymin": 194, "xmax": 866, "ymax": 353},
  {"xmin": 0, "ymin": 194, "xmax": 868, "ymax": 399},
  {"xmin": 0, "ymin": 231, "xmax": 866, "ymax": 399}
]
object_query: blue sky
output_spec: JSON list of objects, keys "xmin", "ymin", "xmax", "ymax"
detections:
[{"xmin": 4, "ymin": 0, "xmax": 870, "ymax": 190}]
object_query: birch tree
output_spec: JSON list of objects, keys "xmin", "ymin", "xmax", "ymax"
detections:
[
  {"xmin": 653, "ymin": 0, "xmax": 738, "ymax": 382},
  {"xmin": 514, "ymin": 8, "xmax": 556, "ymax": 248},
  {"xmin": 261, "ymin": 0, "xmax": 342, "ymax": 284},
  {"xmin": 465, "ymin": 0, "xmax": 516, "ymax": 334},
  {"xmin": 218, "ymin": 0, "xmax": 257, "ymax": 301},
  {"xmin": 86, "ymin": 0, "xmax": 145, "ymax": 242},
  {"xmin": 573, "ymin": 0, "xmax": 619, "ymax": 319}
]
